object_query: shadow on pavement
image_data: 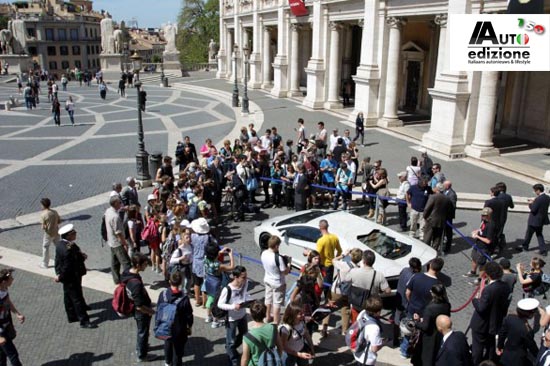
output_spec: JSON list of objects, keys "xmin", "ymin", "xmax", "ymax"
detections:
[
  {"xmin": 88, "ymin": 298, "xmax": 125, "ymax": 325},
  {"xmin": 41, "ymin": 352, "xmax": 113, "ymax": 366}
]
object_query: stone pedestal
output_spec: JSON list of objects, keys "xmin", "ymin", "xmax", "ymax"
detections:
[
  {"xmin": 271, "ymin": 56, "xmax": 288, "ymax": 97},
  {"xmin": 163, "ymin": 52, "xmax": 181, "ymax": 70},
  {"xmin": 99, "ymin": 53, "xmax": 124, "ymax": 81},
  {"xmin": 303, "ymin": 59, "xmax": 325, "ymax": 109},
  {"xmin": 0, "ymin": 54, "xmax": 33, "ymax": 75}
]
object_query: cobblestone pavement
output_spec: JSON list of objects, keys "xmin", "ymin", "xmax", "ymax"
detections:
[{"xmin": 0, "ymin": 74, "xmax": 548, "ymax": 365}]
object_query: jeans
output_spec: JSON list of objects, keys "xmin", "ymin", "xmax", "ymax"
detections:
[
  {"xmin": 400, "ymin": 335, "xmax": 410, "ymax": 357},
  {"xmin": 353, "ymin": 128, "xmax": 364, "ymax": 145},
  {"xmin": 333, "ymin": 189, "xmax": 350, "ymax": 210},
  {"xmin": 53, "ymin": 112, "xmax": 60, "ymax": 126},
  {"xmin": 272, "ymin": 184, "xmax": 283, "ymax": 206},
  {"xmin": 110, "ymin": 246, "xmax": 131, "ymax": 284},
  {"xmin": 164, "ymin": 335, "xmax": 186, "ymax": 366},
  {"xmin": 0, "ymin": 336, "xmax": 22, "ymax": 366},
  {"xmin": 42, "ymin": 233, "xmax": 58, "ymax": 267},
  {"xmin": 68, "ymin": 110, "xmax": 75, "ymax": 125},
  {"xmin": 226, "ymin": 317, "xmax": 248, "ymax": 366},
  {"xmin": 135, "ymin": 312, "xmax": 151, "ymax": 359}
]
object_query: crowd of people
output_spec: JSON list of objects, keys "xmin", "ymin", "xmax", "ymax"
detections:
[{"xmin": 2, "ymin": 105, "xmax": 550, "ymax": 366}]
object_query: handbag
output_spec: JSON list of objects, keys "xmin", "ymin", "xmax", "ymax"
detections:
[
  {"xmin": 349, "ymin": 270, "xmax": 377, "ymax": 309},
  {"xmin": 246, "ymin": 177, "xmax": 258, "ymax": 191}
]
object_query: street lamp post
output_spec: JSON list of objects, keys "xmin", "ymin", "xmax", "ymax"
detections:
[
  {"xmin": 242, "ymin": 46, "xmax": 249, "ymax": 114},
  {"xmin": 130, "ymin": 51, "xmax": 142, "ymax": 81},
  {"xmin": 131, "ymin": 52, "xmax": 150, "ymax": 183},
  {"xmin": 231, "ymin": 44, "xmax": 239, "ymax": 107},
  {"xmin": 134, "ymin": 79, "xmax": 151, "ymax": 183},
  {"xmin": 160, "ymin": 60, "xmax": 165, "ymax": 86}
]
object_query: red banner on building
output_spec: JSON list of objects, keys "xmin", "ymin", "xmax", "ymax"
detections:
[{"xmin": 289, "ymin": 0, "xmax": 308, "ymax": 17}]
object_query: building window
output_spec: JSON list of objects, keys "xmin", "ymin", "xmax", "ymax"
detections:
[
  {"xmin": 60, "ymin": 46, "xmax": 69, "ymax": 56},
  {"xmin": 58, "ymin": 29, "xmax": 67, "ymax": 41},
  {"xmin": 92, "ymin": 59, "xmax": 96, "ymax": 67},
  {"xmin": 47, "ymin": 46, "xmax": 56, "ymax": 56},
  {"xmin": 26, "ymin": 28, "xmax": 36, "ymax": 38},
  {"xmin": 28, "ymin": 47, "xmax": 38, "ymax": 56},
  {"xmin": 95, "ymin": 45, "xmax": 99, "ymax": 54},
  {"xmin": 72, "ymin": 46, "xmax": 81, "ymax": 55},
  {"xmin": 61, "ymin": 61, "xmax": 70, "ymax": 70},
  {"xmin": 86, "ymin": 45, "xmax": 90, "ymax": 54},
  {"xmin": 49, "ymin": 61, "xmax": 57, "ymax": 70},
  {"xmin": 45, "ymin": 28, "xmax": 54, "ymax": 40},
  {"xmin": 87, "ymin": 60, "xmax": 91, "ymax": 69},
  {"xmin": 70, "ymin": 29, "xmax": 79, "ymax": 41},
  {"xmin": 85, "ymin": 28, "xmax": 88, "ymax": 38},
  {"xmin": 75, "ymin": 60, "xmax": 81, "ymax": 69}
]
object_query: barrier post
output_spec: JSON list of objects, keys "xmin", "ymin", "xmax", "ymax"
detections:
[
  {"xmin": 373, "ymin": 196, "xmax": 380, "ymax": 222},
  {"xmin": 238, "ymin": 252, "xmax": 243, "ymax": 266}
]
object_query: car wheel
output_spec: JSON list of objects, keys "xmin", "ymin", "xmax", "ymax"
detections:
[{"xmin": 259, "ymin": 232, "xmax": 271, "ymax": 251}]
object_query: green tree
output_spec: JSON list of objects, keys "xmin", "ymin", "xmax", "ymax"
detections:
[
  {"xmin": 177, "ymin": 0, "xmax": 219, "ymax": 64},
  {"xmin": 0, "ymin": 15, "xmax": 8, "ymax": 30}
]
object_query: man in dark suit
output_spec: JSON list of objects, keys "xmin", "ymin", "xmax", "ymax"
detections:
[
  {"xmin": 469, "ymin": 261, "xmax": 511, "ymax": 365},
  {"xmin": 484, "ymin": 186, "xmax": 506, "ymax": 255},
  {"xmin": 55, "ymin": 224, "xmax": 96, "ymax": 329},
  {"xmin": 423, "ymin": 183, "xmax": 453, "ymax": 252},
  {"xmin": 121, "ymin": 176, "xmax": 139, "ymax": 207},
  {"xmin": 518, "ymin": 184, "xmax": 550, "ymax": 256},
  {"xmin": 496, "ymin": 182, "xmax": 514, "ymax": 253},
  {"xmin": 435, "ymin": 315, "xmax": 473, "ymax": 366},
  {"xmin": 443, "ymin": 180, "xmax": 458, "ymax": 253},
  {"xmin": 294, "ymin": 164, "xmax": 308, "ymax": 211}
]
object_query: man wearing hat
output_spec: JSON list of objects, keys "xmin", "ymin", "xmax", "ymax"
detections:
[
  {"xmin": 496, "ymin": 298, "xmax": 540, "ymax": 365},
  {"xmin": 464, "ymin": 207, "xmax": 496, "ymax": 279},
  {"xmin": 396, "ymin": 171, "xmax": 411, "ymax": 232},
  {"xmin": 54, "ymin": 224, "xmax": 95, "ymax": 329}
]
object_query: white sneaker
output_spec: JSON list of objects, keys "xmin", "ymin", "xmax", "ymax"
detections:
[
  {"xmin": 205, "ymin": 316, "xmax": 213, "ymax": 323},
  {"xmin": 211, "ymin": 320, "xmax": 223, "ymax": 328},
  {"xmin": 39, "ymin": 263, "xmax": 48, "ymax": 269}
]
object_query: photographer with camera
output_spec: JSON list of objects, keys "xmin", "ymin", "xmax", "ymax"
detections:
[{"xmin": 261, "ymin": 235, "xmax": 291, "ymax": 324}]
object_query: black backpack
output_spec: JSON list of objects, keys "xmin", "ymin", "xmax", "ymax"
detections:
[{"xmin": 211, "ymin": 285, "xmax": 231, "ymax": 319}]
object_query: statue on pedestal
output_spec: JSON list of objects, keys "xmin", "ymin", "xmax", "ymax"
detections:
[
  {"xmin": 163, "ymin": 22, "xmax": 178, "ymax": 54},
  {"xmin": 208, "ymin": 39, "xmax": 218, "ymax": 62},
  {"xmin": 100, "ymin": 13, "xmax": 115, "ymax": 54}
]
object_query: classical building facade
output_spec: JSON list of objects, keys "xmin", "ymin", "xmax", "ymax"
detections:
[
  {"xmin": 5, "ymin": 0, "xmax": 102, "ymax": 75},
  {"xmin": 218, "ymin": 0, "xmax": 550, "ymax": 158}
]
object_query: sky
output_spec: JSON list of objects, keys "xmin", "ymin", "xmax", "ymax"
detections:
[{"xmin": 92, "ymin": 0, "xmax": 179, "ymax": 29}]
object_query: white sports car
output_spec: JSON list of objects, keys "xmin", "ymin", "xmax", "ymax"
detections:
[{"xmin": 254, "ymin": 210, "xmax": 438, "ymax": 288}]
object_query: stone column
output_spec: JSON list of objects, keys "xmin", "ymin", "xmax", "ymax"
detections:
[
  {"xmin": 303, "ymin": 0, "xmax": 326, "ymax": 109},
  {"xmin": 379, "ymin": 17, "xmax": 405, "ymax": 127},
  {"xmin": 502, "ymin": 72, "xmax": 526, "ymax": 136},
  {"xmin": 249, "ymin": 13, "xmax": 262, "ymax": 88},
  {"xmin": 288, "ymin": 24, "xmax": 301, "ymax": 97},
  {"xmin": 464, "ymin": 71, "xmax": 500, "ymax": 157},
  {"xmin": 349, "ymin": 0, "xmax": 381, "ymax": 126},
  {"xmin": 262, "ymin": 26, "xmax": 272, "ymax": 89},
  {"xmin": 241, "ymin": 28, "xmax": 249, "ymax": 83},
  {"xmin": 271, "ymin": 9, "xmax": 289, "ymax": 97},
  {"xmin": 421, "ymin": 0, "xmax": 471, "ymax": 158},
  {"xmin": 433, "ymin": 14, "xmax": 447, "ymax": 82},
  {"xmin": 226, "ymin": 30, "xmax": 234, "ymax": 80},
  {"xmin": 324, "ymin": 22, "xmax": 343, "ymax": 109},
  {"xmin": 217, "ymin": 22, "xmax": 228, "ymax": 79}
]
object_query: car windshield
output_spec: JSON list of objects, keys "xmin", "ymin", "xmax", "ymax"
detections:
[
  {"xmin": 275, "ymin": 210, "xmax": 328, "ymax": 227},
  {"xmin": 356, "ymin": 230, "xmax": 412, "ymax": 259}
]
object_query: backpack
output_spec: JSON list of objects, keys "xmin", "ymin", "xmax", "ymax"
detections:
[
  {"xmin": 112, "ymin": 278, "xmax": 140, "ymax": 317},
  {"xmin": 534, "ymin": 273, "xmax": 550, "ymax": 298},
  {"xmin": 154, "ymin": 289, "xmax": 184, "ymax": 340},
  {"xmin": 345, "ymin": 310, "xmax": 373, "ymax": 355},
  {"xmin": 100, "ymin": 214, "xmax": 108, "ymax": 243},
  {"xmin": 141, "ymin": 219, "xmax": 160, "ymax": 246},
  {"xmin": 99, "ymin": 83, "xmax": 106, "ymax": 91},
  {"xmin": 210, "ymin": 285, "xmax": 231, "ymax": 319},
  {"xmin": 244, "ymin": 325, "xmax": 283, "ymax": 366}
]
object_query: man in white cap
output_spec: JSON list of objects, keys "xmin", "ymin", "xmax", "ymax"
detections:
[{"xmin": 54, "ymin": 224, "xmax": 96, "ymax": 328}]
